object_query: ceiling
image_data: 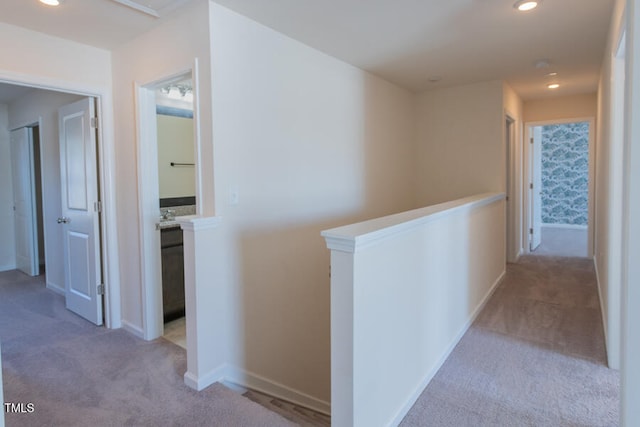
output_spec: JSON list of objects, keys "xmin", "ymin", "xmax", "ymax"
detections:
[{"xmin": 0, "ymin": 0, "xmax": 615, "ymax": 100}]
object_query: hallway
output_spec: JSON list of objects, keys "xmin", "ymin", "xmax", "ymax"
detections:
[{"xmin": 401, "ymin": 255, "xmax": 619, "ymax": 425}]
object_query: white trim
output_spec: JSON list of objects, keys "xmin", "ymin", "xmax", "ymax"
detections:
[
  {"xmin": 0, "ymin": 71, "xmax": 121, "ymax": 330},
  {"xmin": 388, "ymin": 270, "xmax": 506, "ymax": 426},
  {"xmin": 0, "ymin": 264, "xmax": 16, "ymax": 273},
  {"xmin": 177, "ymin": 215, "xmax": 222, "ymax": 231},
  {"xmin": 542, "ymin": 223, "xmax": 588, "ymax": 230},
  {"xmin": 183, "ymin": 364, "xmax": 228, "ymax": 391},
  {"xmin": 110, "ymin": 0, "xmax": 160, "ymax": 17},
  {"xmin": 121, "ymin": 320, "xmax": 145, "ymax": 339},
  {"xmin": 46, "ymin": 281, "xmax": 65, "ymax": 296},
  {"xmin": 134, "ymin": 81, "xmax": 163, "ymax": 341},
  {"xmin": 178, "ymin": 347, "xmax": 331, "ymax": 415},
  {"xmin": 224, "ymin": 366, "xmax": 331, "ymax": 416},
  {"xmin": 322, "ymin": 192, "xmax": 505, "ymax": 253},
  {"xmin": 593, "ymin": 255, "xmax": 614, "ymax": 369}
]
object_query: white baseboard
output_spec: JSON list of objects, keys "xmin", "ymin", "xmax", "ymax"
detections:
[
  {"xmin": 121, "ymin": 320, "xmax": 145, "ymax": 339},
  {"xmin": 0, "ymin": 263, "xmax": 16, "ymax": 273},
  {"xmin": 593, "ymin": 255, "xmax": 620, "ymax": 370},
  {"xmin": 593, "ymin": 255, "xmax": 608, "ymax": 347},
  {"xmin": 542, "ymin": 223, "xmax": 588, "ymax": 230},
  {"xmin": 180, "ymin": 362, "xmax": 331, "ymax": 415},
  {"xmin": 223, "ymin": 366, "xmax": 331, "ymax": 416},
  {"xmin": 46, "ymin": 281, "xmax": 65, "ymax": 296},
  {"xmin": 388, "ymin": 269, "xmax": 507, "ymax": 426},
  {"xmin": 184, "ymin": 364, "xmax": 228, "ymax": 391}
]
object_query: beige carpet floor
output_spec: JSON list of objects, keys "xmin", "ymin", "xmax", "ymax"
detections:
[
  {"xmin": 400, "ymin": 255, "xmax": 619, "ymax": 426},
  {"xmin": 0, "ymin": 270, "xmax": 295, "ymax": 427}
]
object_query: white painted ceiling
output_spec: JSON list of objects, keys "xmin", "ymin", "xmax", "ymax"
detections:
[{"xmin": 0, "ymin": 0, "xmax": 615, "ymax": 100}]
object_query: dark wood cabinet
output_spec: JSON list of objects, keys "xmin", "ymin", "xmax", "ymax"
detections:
[{"xmin": 160, "ymin": 226, "xmax": 185, "ymax": 323}]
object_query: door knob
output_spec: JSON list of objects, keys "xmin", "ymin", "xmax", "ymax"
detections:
[{"xmin": 57, "ymin": 217, "xmax": 70, "ymax": 224}]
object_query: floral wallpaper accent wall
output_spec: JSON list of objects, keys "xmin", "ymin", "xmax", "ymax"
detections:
[{"xmin": 541, "ymin": 122, "xmax": 590, "ymax": 226}]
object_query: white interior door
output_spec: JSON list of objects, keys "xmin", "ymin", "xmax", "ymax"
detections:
[
  {"xmin": 530, "ymin": 126, "xmax": 543, "ymax": 251},
  {"xmin": 59, "ymin": 98, "xmax": 103, "ymax": 326},
  {"xmin": 11, "ymin": 127, "xmax": 39, "ymax": 276}
]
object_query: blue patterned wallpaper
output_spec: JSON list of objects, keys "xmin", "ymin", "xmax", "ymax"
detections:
[{"xmin": 541, "ymin": 122, "xmax": 590, "ymax": 226}]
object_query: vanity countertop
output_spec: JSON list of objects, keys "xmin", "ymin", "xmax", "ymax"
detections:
[{"xmin": 157, "ymin": 220, "xmax": 181, "ymax": 230}]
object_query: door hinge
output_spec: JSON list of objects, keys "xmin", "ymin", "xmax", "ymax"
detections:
[
  {"xmin": 94, "ymin": 201, "xmax": 102, "ymax": 213},
  {"xmin": 530, "ymin": 137, "xmax": 534, "ymax": 144},
  {"xmin": 91, "ymin": 117, "xmax": 99, "ymax": 129},
  {"xmin": 529, "ymin": 228, "xmax": 534, "ymax": 235},
  {"xmin": 530, "ymin": 183, "xmax": 533, "ymax": 189},
  {"xmin": 97, "ymin": 284, "xmax": 105, "ymax": 295}
]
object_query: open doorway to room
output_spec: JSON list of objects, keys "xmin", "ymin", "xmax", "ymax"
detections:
[
  {"xmin": 136, "ymin": 70, "xmax": 199, "ymax": 357},
  {"xmin": 526, "ymin": 120, "xmax": 594, "ymax": 258},
  {"xmin": 1, "ymin": 83, "xmax": 108, "ymax": 325},
  {"xmin": 156, "ymin": 77, "xmax": 196, "ymax": 349}
]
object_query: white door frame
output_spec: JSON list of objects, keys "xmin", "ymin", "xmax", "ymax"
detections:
[
  {"xmin": 134, "ymin": 59, "xmax": 202, "ymax": 341},
  {"xmin": 523, "ymin": 117, "xmax": 596, "ymax": 257},
  {"xmin": 0, "ymin": 71, "xmax": 121, "ymax": 329}
]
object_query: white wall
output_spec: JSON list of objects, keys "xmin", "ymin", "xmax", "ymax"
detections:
[
  {"xmin": 0, "ymin": 23, "xmax": 111, "ymax": 91},
  {"xmin": 111, "ymin": 0, "xmax": 213, "ymax": 333},
  {"xmin": 595, "ymin": 0, "xmax": 626, "ymax": 371},
  {"xmin": 524, "ymin": 93, "xmax": 598, "ymax": 123},
  {"xmin": 415, "ymin": 80, "xmax": 505, "ymax": 206},
  {"xmin": 621, "ymin": 0, "xmax": 640, "ymax": 424},
  {"xmin": 208, "ymin": 2, "xmax": 416, "ymax": 407},
  {"xmin": 7, "ymin": 90, "xmax": 83, "ymax": 292},
  {"xmin": 323, "ymin": 193, "xmax": 506, "ymax": 426},
  {"xmin": 0, "ymin": 104, "xmax": 16, "ymax": 271}
]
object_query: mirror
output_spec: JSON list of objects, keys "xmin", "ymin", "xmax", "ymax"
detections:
[{"xmin": 155, "ymin": 76, "xmax": 196, "ymax": 217}]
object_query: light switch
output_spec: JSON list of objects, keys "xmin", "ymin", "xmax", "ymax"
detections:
[{"xmin": 229, "ymin": 188, "xmax": 239, "ymax": 206}]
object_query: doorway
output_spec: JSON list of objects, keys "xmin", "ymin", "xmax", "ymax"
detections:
[
  {"xmin": 0, "ymin": 80, "xmax": 117, "ymax": 327},
  {"xmin": 525, "ymin": 119, "xmax": 595, "ymax": 258},
  {"xmin": 136, "ymin": 70, "xmax": 199, "ymax": 347}
]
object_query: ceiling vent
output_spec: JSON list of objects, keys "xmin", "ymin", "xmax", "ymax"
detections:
[{"xmin": 110, "ymin": 0, "xmax": 189, "ymax": 18}]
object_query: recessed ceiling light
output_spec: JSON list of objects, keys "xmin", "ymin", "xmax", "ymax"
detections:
[
  {"xmin": 546, "ymin": 72, "xmax": 558, "ymax": 77},
  {"xmin": 548, "ymin": 83, "xmax": 560, "ymax": 89},
  {"xmin": 39, "ymin": 0, "xmax": 62, "ymax": 5},
  {"xmin": 514, "ymin": 0, "xmax": 540, "ymax": 12}
]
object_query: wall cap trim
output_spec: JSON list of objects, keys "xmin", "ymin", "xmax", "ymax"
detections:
[
  {"xmin": 321, "ymin": 192, "xmax": 505, "ymax": 253},
  {"xmin": 178, "ymin": 215, "xmax": 222, "ymax": 232}
]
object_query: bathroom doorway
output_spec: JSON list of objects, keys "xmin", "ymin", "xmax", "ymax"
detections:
[
  {"xmin": 136, "ymin": 69, "xmax": 200, "ymax": 346},
  {"xmin": 156, "ymin": 77, "xmax": 196, "ymax": 349}
]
